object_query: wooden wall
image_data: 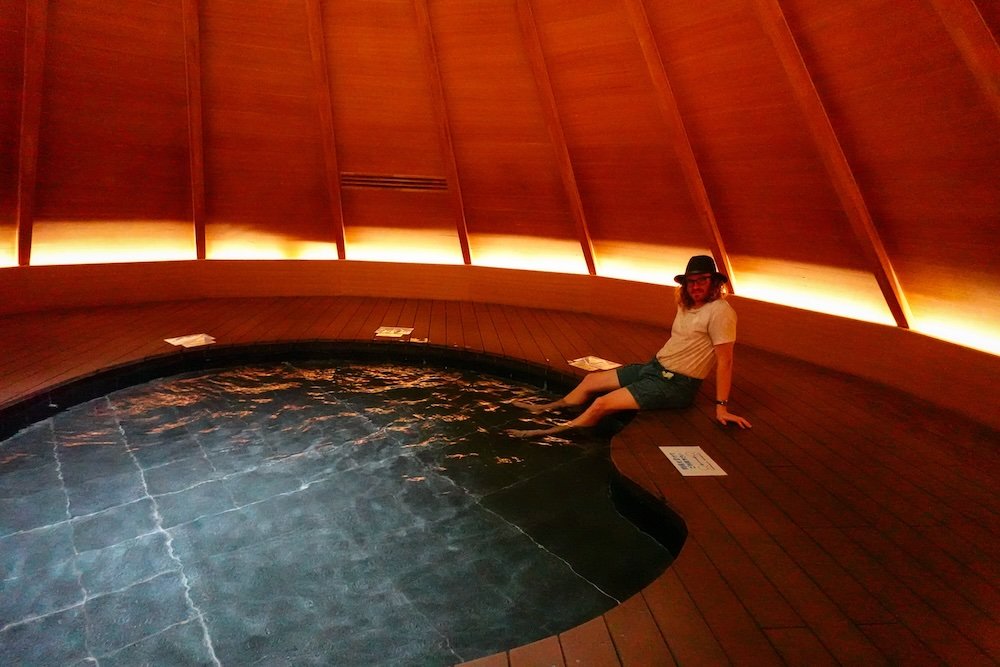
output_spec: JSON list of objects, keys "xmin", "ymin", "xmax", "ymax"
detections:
[
  {"xmin": 2, "ymin": 0, "xmax": 999, "ymax": 350},
  {"xmin": 0, "ymin": 2, "xmax": 24, "ymax": 266},
  {"xmin": 201, "ymin": 0, "xmax": 335, "ymax": 258},
  {"xmin": 31, "ymin": 0, "xmax": 193, "ymax": 263}
]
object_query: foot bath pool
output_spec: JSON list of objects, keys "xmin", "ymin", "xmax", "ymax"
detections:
[{"xmin": 0, "ymin": 360, "xmax": 676, "ymax": 665}]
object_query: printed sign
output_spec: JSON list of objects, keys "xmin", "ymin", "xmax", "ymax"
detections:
[
  {"xmin": 164, "ymin": 334, "xmax": 216, "ymax": 348},
  {"xmin": 568, "ymin": 356, "xmax": 622, "ymax": 371},
  {"xmin": 374, "ymin": 327, "xmax": 414, "ymax": 339},
  {"xmin": 659, "ymin": 446, "xmax": 727, "ymax": 477}
]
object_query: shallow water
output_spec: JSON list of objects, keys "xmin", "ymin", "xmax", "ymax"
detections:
[{"xmin": 0, "ymin": 362, "xmax": 672, "ymax": 665}]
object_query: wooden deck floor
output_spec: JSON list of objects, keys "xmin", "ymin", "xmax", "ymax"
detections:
[{"xmin": 2, "ymin": 296, "xmax": 998, "ymax": 666}]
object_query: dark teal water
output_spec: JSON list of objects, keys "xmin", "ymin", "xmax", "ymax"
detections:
[{"xmin": 0, "ymin": 362, "xmax": 672, "ymax": 666}]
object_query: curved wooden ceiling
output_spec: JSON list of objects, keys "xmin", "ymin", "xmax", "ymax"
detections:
[{"xmin": 1, "ymin": 0, "xmax": 998, "ymax": 354}]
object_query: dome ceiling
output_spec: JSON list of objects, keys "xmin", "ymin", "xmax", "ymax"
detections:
[{"xmin": 1, "ymin": 0, "xmax": 998, "ymax": 354}]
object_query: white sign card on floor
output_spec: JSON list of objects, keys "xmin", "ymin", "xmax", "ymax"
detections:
[
  {"xmin": 660, "ymin": 446, "xmax": 727, "ymax": 476},
  {"xmin": 374, "ymin": 326, "xmax": 414, "ymax": 339},
  {"xmin": 164, "ymin": 333, "xmax": 216, "ymax": 348},
  {"xmin": 568, "ymin": 356, "xmax": 622, "ymax": 371}
]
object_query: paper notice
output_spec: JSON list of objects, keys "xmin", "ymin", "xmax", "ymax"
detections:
[
  {"xmin": 568, "ymin": 356, "xmax": 622, "ymax": 371},
  {"xmin": 164, "ymin": 334, "xmax": 216, "ymax": 348},
  {"xmin": 374, "ymin": 326, "xmax": 414, "ymax": 339},
  {"xmin": 659, "ymin": 446, "xmax": 727, "ymax": 476}
]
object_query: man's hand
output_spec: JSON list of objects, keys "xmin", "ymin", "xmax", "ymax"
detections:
[{"xmin": 715, "ymin": 405, "xmax": 752, "ymax": 429}]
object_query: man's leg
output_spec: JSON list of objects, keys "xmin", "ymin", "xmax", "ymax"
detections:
[
  {"xmin": 511, "ymin": 369, "xmax": 622, "ymax": 414},
  {"xmin": 507, "ymin": 386, "xmax": 640, "ymax": 438}
]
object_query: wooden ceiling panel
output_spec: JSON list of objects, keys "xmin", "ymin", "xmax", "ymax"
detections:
[
  {"xmin": 201, "ymin": 0, "xmax": 333, "ymax": 248},
  {"xmin": 972, "ymin": 0, "xmax": 999, "ymax": 41},
  {"xmin": 782, "ymin": 0, "xmax": 1000, "ymax": 341},
  {"xmin": 428, "ymin": 0, "xmax": 579, "ymax": 241},
  {"xmin": 33, "ymin": 0, "xmax": 190, "ymax": 223},
  {"xmin": 644, "ymin": 0, "xmax": 868, "ymax": 272},
  {"xmin": 0, "ymin": 1, "xmax": 25, "ymax": 262},
  {"xmin": 323, "ymin": 0, "xmax": 445, "ymax": 177},
  {"xmin": 528, "ymin": 0, "xmax": 707, "ymax": 253}
]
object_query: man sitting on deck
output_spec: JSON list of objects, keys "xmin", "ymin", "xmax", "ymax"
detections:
[{"xmin": 507, "ymin": 255, "xmax": 752, "ymax": 438}]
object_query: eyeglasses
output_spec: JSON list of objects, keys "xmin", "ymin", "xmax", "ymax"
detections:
[{"xmin": 684, "ymin": 275, "xmax": 712, "ymax": 285}]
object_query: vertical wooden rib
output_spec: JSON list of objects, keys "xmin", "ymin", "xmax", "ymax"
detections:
[
  {"xmin": 927, "ymin": 0, "xmax": 1000, "ymax": 122},
  {"xmin": 181, "ymin": 0, "xmax": 207, "ymax": 260},
  {"xmin": 305, "ymin": 0, "xmax": 347, "ymax": 260},
  {"xmin": 622, "ymin": 0, "xmax": 735, "ymax": 290},
  {"xmin": 413, "ymin": 0, "xmax": 471, "ymax": 265},
  {"xmin": 515, "ymin": 0, "xmax": 597, "ymax": 276},
  {"xmin": 16, "ymin": 0, "xmax": 47, "ymax": 267},
  {"xmin": 752, "ymin": 0, "xmax": 912, "ymax": 328}
]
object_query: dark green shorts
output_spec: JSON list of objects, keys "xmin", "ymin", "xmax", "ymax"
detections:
[{"xmin": 616, "ymin": 359, "xmax": 701, "ymax": 410}]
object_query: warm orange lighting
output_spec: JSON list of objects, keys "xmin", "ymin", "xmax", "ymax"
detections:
[
  {"xmin": 30, "ymin": 221, "xmax": 195, "ymax": 265},
  {"xmin": 732, "ymin": 256, "xmax": 896, "ymax": 326},
  {"xmin": 346, "ymin": 227, "xmax": 464, "ymax": 265},
  {"xmin": 207, "ymin": 228, "xmax": 340, "ymax": 260},
  {"xmin": 471, "ymin": 234, "xmax": 589, "ymax": 274},
  {"xmin": 594, "ymin": 241, "xmax": 706, "ymax": 285},
  {"xmin": 0, "ymin": 233, "xmax": 15, "ymax": 267},
  {"xmin": 912, "ymin": 311, "xmax": 1000, "ymax": 356}
]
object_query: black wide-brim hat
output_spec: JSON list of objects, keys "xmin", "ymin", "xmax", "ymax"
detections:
[{"xmin": 674, "ymin": 255, "xmax": 729, "ymax": 284}]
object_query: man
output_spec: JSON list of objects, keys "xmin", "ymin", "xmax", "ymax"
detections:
[{"xmin": 507, "ymin": 255, "xmax": 751, "ymax": 437}]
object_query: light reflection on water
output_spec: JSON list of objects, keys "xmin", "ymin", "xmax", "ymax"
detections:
[{"xmin": 0, "ymin": 362, "xmax": 673, "ymax": 666}]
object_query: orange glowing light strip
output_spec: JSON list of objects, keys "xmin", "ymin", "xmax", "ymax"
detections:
[
  {"xmin": 470, "ymin": 234, "xmax": 589, "ymax": 274},
  {"xmin": 593, "ymin": 241, "xmax": 706, "ymax": 285},
  {"xmin": 29, "ymin": 221, "xmax": 196, "ymax": 266},
  {"xmin": 344, "ymin": 227, "xmax": 464, "ymax": 265},
  {"xmin": 730, "ymin": 256, "xmax": 896, "ymax": 326}
]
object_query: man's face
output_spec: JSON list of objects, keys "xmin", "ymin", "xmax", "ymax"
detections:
[{"xmin": 685, "ymin": 273, "xmax": 712, "ymax": 304}]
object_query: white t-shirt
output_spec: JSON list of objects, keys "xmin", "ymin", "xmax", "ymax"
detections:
[{"xmin": 655, "ymin": 299, "xmax": 737, "ymax": 379}]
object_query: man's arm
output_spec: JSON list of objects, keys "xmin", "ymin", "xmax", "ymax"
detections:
[{"xmin": 713, "ymin": 342, "xmax": 752, "ymax": 429}]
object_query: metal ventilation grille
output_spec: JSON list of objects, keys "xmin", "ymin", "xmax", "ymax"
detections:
[{"xmin": 340, "ymin": 173, "xmax": 448, "ymax": 191}]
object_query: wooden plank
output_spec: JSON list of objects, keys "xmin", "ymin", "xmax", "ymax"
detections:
[
  {"xmin": 514, "ymin": 0, "xmax": 596, "ymax": 275},
  {"xmin": 620, "ymin": 0, "xmax": 734, "ymax": 290},
  {"xmin": 358, "ymin": 297, "xmax": 393, "ymax": 342},
  {"xmin": 411, "ymin": 299, "xmax": 433, "ymax": 343},
  {"xmin": 629, "ymin": 420, "xmax": 803, "ymax": 632},
  {"xmin": 181, "ymin": 0, "xmax": 206, "ymax": 259},
  {"xmin": 317, "ymin": 296, "xmax": 365, "ymax": 340},
  {"xmin": 423, "ymin": 299, "xmax": 446, "ymax": 348},
  {"xmin": 558, "ymin": 616, "xmax": 620, "ymax": 667},
  {"xmin": 847, "ymin": 526, "xmax": 1000, "ymax": 662},
  {"xmin": 928, "ymin": 0, "xmax": 1000, "ymax": 122},
  {"xmin": 458, "ymin": 651, "xmax": 509, "ymax": 667},
  {"xmin": 412, "ymin": 0, "xmax": 471, "ymax": 265},
  {"xmin": 764, "ymin": 627, "xmax": 838, "ymax": 667},
  {"xmin": 444, "ymin": 299, "xmax": 465, "ymax": 349},
  {"xmin": 640, "ymin": 570, "xmax": 730, "ymax": 666},
  {"xmin": 458, "ymin": 300, "xmax": 483, "ymax": 353},
  {"xmin": 807, "ymin": 525, "xmax": 993, "ymax": 665},
  {"xmin": 305, "ymin": 0, "xmax": 346, "ymax": 259},
  {"xmin": 857, "ymin": 622, "xmax": 947, "ymax": 666},
  {"xmin": 16, "ymin": 0, "xmax": 47, "ymax": 266},
  {"xmin": 473, "ymin": 302, "xmax": 504, "ymax": 358},
  {"xmin": 603, "ymin": 593, "xmax": 675, "ymax": 666},
  {"xmin": 739, "ymin": 350, "xmax": 996, "ymax": 527},
  {"xmin": 508, "ymin": 635, "xmax": 564, "ymax": 667}
]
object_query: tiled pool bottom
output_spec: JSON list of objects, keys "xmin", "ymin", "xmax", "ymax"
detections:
[{"xmin": 1, "ymin": 362, "xmax": 673, "ymax": 666}]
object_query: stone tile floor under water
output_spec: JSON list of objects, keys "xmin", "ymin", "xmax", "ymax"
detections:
[{"xmin": 0, "ymin": 363, "xmax": 672, "ymax": 665}]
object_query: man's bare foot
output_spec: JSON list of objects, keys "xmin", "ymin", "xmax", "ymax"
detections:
[
  {"xmin": 505, "ymin": 423, "xmax": 572, "ymax": 438},
  {"xmin": 511, "ymin": 399, "xmax": 556, "ymax": 415}
]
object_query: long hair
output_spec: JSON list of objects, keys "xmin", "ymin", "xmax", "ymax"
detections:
[{"xmin": 675, "ymin": 277, "xmax": 728, "ymax": 310}]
